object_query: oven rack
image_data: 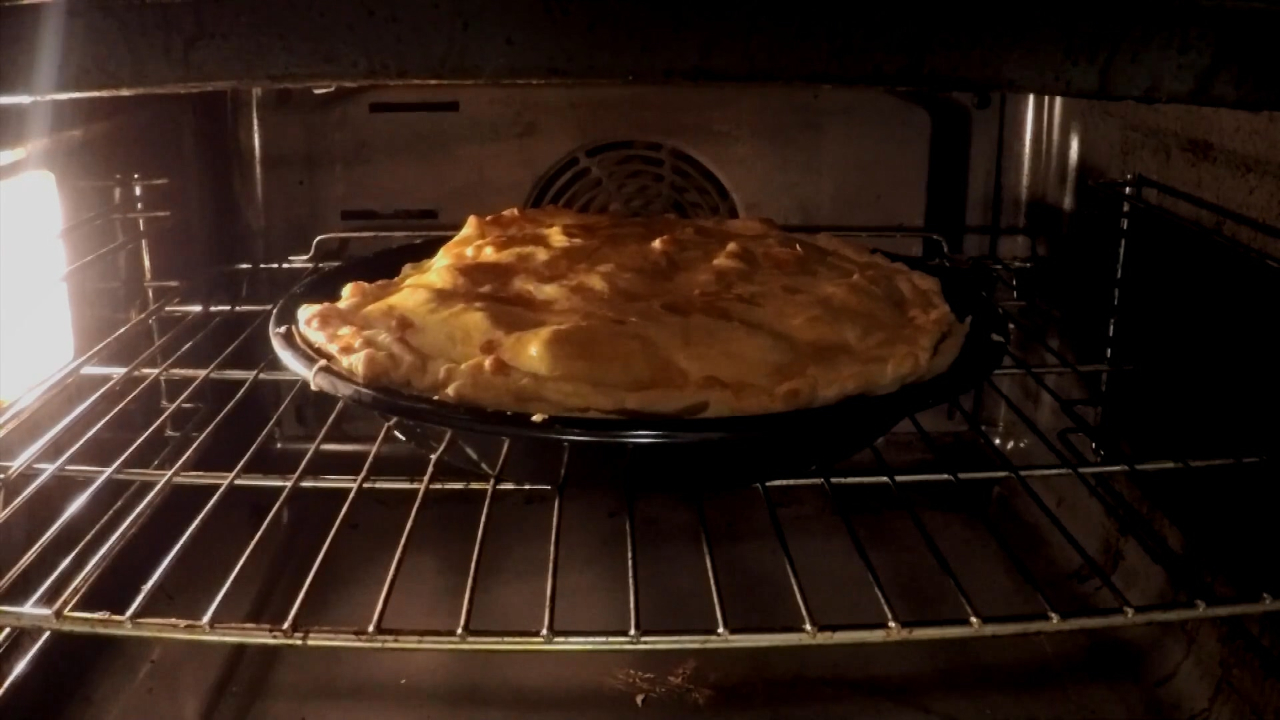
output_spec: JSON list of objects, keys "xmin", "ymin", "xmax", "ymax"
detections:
[{"xmin": 1, "ymin": 185, "xmax": 1276, "ymax": 664}]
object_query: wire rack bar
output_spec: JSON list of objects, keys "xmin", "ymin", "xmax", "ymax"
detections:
[
  {"xmin": 623, "ymin": 471, "xmax": 641, "ymax": 639},
  {"xmin": 456, "ymin": 439, "xmax": 512, "ymax": 638},
  {"xmin": 980, "ymin": 377, "xmax": 1208, "ymax": 600},
  {"xmin": 200, "ymin": 404, "xmax": 346, "ymax": 626},
  {"xmin": 74, "ymin": 178, "xmax": 171, "ymax": 188},
  {"xmin": 265, "ymin": 440, "xmax": 428, "ymax": 455},
  {"xmin": 44, "ymin": 316, "xmax": 274, "ymax": 615},
  {"xmin": 999, "ymin": 350, "xmax": 1244, "ymax": 606},
  {"xmin": 990, "ymin": 313, "xmax": 1246, "ymax": 585},
  {"xmin": 949, "ymin": 399, "xmax": 1135, "ymax": 613},
  {"xmin": 49, "ymin": 203, "xmax": 166, "ymax": 243},
  {"xmin": 1130, "ymin": 176, "xmax": 1280, "ymax": 240},
  {"xmin": 57, "ymin": 234, "xmax": 144, "ymax": 281},
  {"xmin": 166, "ymin": 303, "xmax": 271, "ymax": 314},
  {"xmin": 122, "ymin": 381, "xmax": 306, "ymax": 620},
  {"xmin": 4, "ymin": 456, "xmax": 1263, "ymax": 491},
  {"xmin": 1104, "ymin": 180, "xmax": 1133, "ymax": 395},
  {"xmin": 0, "ymin": 291, "xmax": 178, "ymax": 437},
  {"xmin": 151, "ymin": 403, "xmax": 220, "ymax": 469},
  {"xmin": 0, "ymin": 380, "xmax": 199, "ymax": 694},
  {"xmin": 79, "ymin": 367, "xmax": 297, "ymax": 380},
  {"xmin": 0, "ymin": 631, "xmax": 50, "ymax": 700},
  {"xmin": 0, "ymin": 316, "xmax": 229, "ymax": 596},
  {"xmin": 1000, "ymin": 338, "xmax": 1146, "ymax": 464},
  {"xmin": 0, "ymin": 629, "xmax": 19, "ymax": 674},
  {"xmin": 284, "ymin": 422, "xmax": 393, "ymax": 632},
  {"xmin": 53, "ymin": 203, "xmax": 124, "ymax": 238},
  {"xmin": 979, "ymin": 261, "xmax": 1267, "ymax": 596},
  {"xmin": 868, "ymin": 445, "xmax": 983, "ymax": 628},
  {"xmin": 979, "ymin": 261, "xmax": 1195, "ymax": 466},
  {"xmin": 905, "ymin": 415, "xmax": 1060, "ymax": 621},
  {"xmin": 0, "ymin": 311, "xmax": 209, "ymax": 482},
  {"xmin": 228, "ymin": 261, "xmax": 336, "ymax": 271},
  {"xmin": 539, "ymin": 443, "xmax": 571, "ymax": 639},
  {"xmin": 820, "ymin": 477, "xmax": 900, "ymax": 630},
  {"xmin": 1, "ymin": 600, "xmax": 1274, "ymax": 650},
  {"xmin": 756, "ymin": 483, "xmax": 817, "ymax": 635},
  {"xmin": 694, "ymin": 496, "xmax": 730, "ymax": 637},
  {"xmin": 27, "ymin": 483, "xmax": 150, "ymax": 612},
  {"xmin": 70, "ymin": 363, "xmax": 1131, "ymax": 382},
  {"xmin": 0, "ymin": 482, "xmax": 149, "ymax": 664},
  {"xmin": 369, "ymin": 430, "xmax": 454, "ymax": 634},
  {"xmin": 1099, "ymin": 181, "xmax": 1280, "ymax": 270}
]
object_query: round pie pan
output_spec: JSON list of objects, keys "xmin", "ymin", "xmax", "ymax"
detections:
[{"xmin": 270, "ymin": 239, "xmax": 1006, "ymax": 483}]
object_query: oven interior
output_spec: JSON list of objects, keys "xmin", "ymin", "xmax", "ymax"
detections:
[{"xmin": 1, "ymin": 85, "xmax": 1278, "ymax": 718}]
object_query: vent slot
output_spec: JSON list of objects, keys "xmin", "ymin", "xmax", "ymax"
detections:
[
  {"xmin": 340, "ymin": 208, "xmax": 440, "ymax": 222},
  {"xmin": 368, "ymin": 101, "xmax": 461, "ymax": 114}
]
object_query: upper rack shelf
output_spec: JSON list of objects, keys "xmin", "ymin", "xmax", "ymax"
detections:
[{"xmin": 0, "ymin": 178, "xmax": 1275, "ymax": 666}]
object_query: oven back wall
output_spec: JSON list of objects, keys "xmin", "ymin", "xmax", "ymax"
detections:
[{"xmin": 248, "ymin": 86, "xmax": 938, "ymax": 258}]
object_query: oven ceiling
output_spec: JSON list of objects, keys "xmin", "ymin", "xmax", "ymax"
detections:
[{"xmin": 2, "ymin": 1, "xmax": 1280, "ymax": 110}]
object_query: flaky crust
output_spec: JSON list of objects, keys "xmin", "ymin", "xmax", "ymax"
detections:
[{"xmin": 297, "ymin": 208, "xmax": 968, "ymax": 418}]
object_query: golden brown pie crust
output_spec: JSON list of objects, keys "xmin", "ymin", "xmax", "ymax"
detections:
[{"xmin": 296, "ymin": 208, "xmax": 968, "ymax": 417}]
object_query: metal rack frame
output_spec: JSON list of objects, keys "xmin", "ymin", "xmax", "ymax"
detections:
[{"xmin": 0, "ymin": 179, "xmax": 1276, "ymax": 668}]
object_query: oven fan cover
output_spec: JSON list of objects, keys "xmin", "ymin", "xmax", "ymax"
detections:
[{"xmin": 525, "ymin": 140, "xmax": 739, "ymax": 219}]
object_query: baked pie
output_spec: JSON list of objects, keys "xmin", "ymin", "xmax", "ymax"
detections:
[{"xmin": 296, "ymin": 208, "xmax": 968, "ymax": 418}]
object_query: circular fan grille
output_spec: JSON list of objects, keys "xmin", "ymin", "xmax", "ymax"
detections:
[{"xmin": 526, "ymin": 140, "xmax": 738, "ymax": 218}]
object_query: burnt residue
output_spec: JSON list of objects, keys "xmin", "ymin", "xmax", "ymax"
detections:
[
  {"xmin": 1067, "ymin": 98, "xmax": 1280, "ymax": 259},
  {"xmin": 611, "ymin": 660, "xmax": 713, "ymax": 708}
]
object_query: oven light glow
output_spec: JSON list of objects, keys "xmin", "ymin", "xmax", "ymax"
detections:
[
  {"xmin": 0, "ymin": 170, "xmax": 73, "ymax": 404},
  {"xmin": 0, "ymin": 147, "xmax": 29, "ymax": 166}
]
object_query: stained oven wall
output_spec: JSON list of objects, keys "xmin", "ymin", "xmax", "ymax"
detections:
[
  {"xmin": 239, "ymin": 86, "xmax": 1280, "ymax": 262},
  {"xmin": 1068, "ymin": 98, "xmax": 1280, "ymax": 258},
  {"xmin": 999, "ymin": 94, "xmax": 1280, "ymax": 258},
  {"xmin": 246, "ymin": 86, "xmax": 946, "ymax": 258}
]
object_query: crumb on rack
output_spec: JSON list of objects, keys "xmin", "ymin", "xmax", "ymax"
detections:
[{"xmin": 531, "ymin": 413, "xmax": 549, "ymax": 423}]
